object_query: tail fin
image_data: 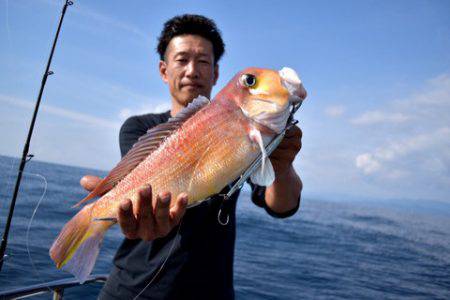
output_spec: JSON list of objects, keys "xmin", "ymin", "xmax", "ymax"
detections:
[{"xmin": 49, "ymin": 204, "xmax": 109, "ymax": 283}]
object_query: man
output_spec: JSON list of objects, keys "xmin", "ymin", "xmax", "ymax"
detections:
[{"xmin": 83, "ymin": 14, "xmax": 303, "ymax": 299}]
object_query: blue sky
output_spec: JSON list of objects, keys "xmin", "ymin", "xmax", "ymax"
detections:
[{"xmin": 0, "ymin": 0, "xmax": 449, "ymax": 202}]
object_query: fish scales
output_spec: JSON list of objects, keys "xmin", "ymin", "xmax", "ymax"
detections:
[
  {"xmin": 105, "ymin": 103, "xmax": 253, "ymax": 218},
  {"xmin": 91, "ymin": 100, "xmax": 256, "ymax": 219}
]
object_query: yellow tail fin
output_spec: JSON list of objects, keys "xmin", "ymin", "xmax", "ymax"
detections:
[{"xmin": 49, "ymin": 204, "xmax": 109, "ymax": 283}]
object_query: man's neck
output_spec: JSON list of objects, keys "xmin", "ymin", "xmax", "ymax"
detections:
[{"xmin": 170, "ymin": 100, "xmax": 185, "ymax": 117}]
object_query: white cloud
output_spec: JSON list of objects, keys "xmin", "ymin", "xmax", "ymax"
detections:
[
  {"xmin": 411, "ymin": 74, "xmax": 450, "ymax": 106},
  {"xmin": 355, "ymin": 153, "xmax": 381, "ymax": 174},
  {"xmin": 351, "ymin": 110, "xmax": 410, "ymax": 125},
  {"xmin": 0, "ymin": 94, "xmax": 120, "ymax": 129},
  {"xmin": 287, "ymin": 73, "xmax": 450, "ymax": 201},
  {"xmin": 118, "ymin": 102, "xmax": 171, "ymax": 120},
  {"xmin": 324, "ymin": 105, "xmax": 345, "ymax": 117},
  {"xmin": 352, "ymin": 73, "xmax": 450, "ymax": 200},
  {"xmin": 355, "ymin": 127, "xmax": 450, "ymax": 174},
  {"xmin": 118, "ymin": 108, "xmax": 132, "ymax": 120}
]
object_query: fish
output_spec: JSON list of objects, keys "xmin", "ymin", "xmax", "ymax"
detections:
[{"xmin": 49, "ymin": 67, "xmax": 307, "ymax": 283}]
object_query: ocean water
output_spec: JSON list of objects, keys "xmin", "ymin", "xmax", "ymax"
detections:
[{"xmin": 0, "ymin": 155, "xmax": 449, "ymax": 299}]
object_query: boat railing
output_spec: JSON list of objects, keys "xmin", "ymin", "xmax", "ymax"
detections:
[{"xmin": 0, "ymin": 274, "xmax": 108, "ymax": 299}]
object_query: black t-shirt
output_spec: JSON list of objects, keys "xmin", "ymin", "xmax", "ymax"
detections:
[{"xmin": 99, "ymin": 111, "xmax": 299, "ymax": 300}]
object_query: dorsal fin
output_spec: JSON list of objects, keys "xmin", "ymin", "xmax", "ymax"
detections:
[{"xmin": 73, "ymin": 96, "xmax": 210, "ymax": 207}]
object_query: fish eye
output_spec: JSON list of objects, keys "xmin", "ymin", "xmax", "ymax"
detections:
[{"xmin": 240, "ymin": 74, "xmax": 257, "ymax": 88}]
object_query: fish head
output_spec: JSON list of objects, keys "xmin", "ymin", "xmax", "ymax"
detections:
[{"xmin": 219, "ymin": 67, "xmax": 307, "ymax": 133}]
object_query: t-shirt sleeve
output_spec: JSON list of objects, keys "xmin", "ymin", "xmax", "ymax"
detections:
[
  {"xmin": 248, "ymin": 180, "xmax": 300, "ymax": 218},
  {"xmin": 119, "ymin": 116, "xmax": 150, "ymax": 157}
]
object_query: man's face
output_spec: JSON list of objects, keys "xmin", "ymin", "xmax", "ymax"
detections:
[{"xmin": 159, "ymin": 35, "xmax": 219, "ymax": 108}]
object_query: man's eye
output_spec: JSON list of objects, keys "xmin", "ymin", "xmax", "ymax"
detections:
[
  {"xmin": 199, "ymin": 60, "xmax": 210, "ymax": 65},
  {"xmin": 177, "ymin": 58, "xmax": 188, "ymax": 63}
]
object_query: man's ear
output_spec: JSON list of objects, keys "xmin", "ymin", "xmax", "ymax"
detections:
[
  {"xmin": 213, "ymin": 64, "xmax": 219, "ymax": 85},
  {"xmin": 159, "ymin": 60, "xmax": 168, "ymax": 83}
]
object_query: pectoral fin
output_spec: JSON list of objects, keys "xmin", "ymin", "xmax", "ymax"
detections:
[
  {"xmin": 248, "ymin": 127, "xmax": 275, "ymax": 186},
  {"xmin": 250, "ymin": 157, "xmax": 275, "ymax": 186}
]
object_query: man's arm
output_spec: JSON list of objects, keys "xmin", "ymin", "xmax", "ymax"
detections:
[
  {"xmin": 261, "ymin": 125, "xmax": 303, "ymax": 215},
  {"xmin": 265, "ymin": 166, "xmax": 302, "ymax": 214}
]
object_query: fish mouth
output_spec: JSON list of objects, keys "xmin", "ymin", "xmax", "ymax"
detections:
[
  {"xmin": 279, "ymin": 67, "xmax": 307, "ymax": 102},
  {"xmin": 242, "ymin": 99, "xmax": 291, "ymax": 134},
  {"xmin": 252, "ymin": 98, "xmax": 285, "ymax": 110}
]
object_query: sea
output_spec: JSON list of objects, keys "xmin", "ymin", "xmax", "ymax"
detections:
[{"xmin": 0, "ymin": 155, "xmax": 449, "ymax": 299}]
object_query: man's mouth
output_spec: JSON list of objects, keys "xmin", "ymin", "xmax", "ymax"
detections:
[{"xmin": 181, "ymin": 83, "xmax": 203, "ymax": 89}]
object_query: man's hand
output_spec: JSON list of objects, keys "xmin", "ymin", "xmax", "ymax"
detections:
[
  {"xmin": 264, "ymin": 125, "xmax": 303, "ymax": 215},
  {"xmin": 118, "ymin": 185, "xmax": 188, "ymax": 241},
  {"xmin": 269, "ymin": 125, "xmax": 302, "ymax": 174},
  {"xmin": 80, "ymin": 175, "xmax": 188, "ymax": 240}
]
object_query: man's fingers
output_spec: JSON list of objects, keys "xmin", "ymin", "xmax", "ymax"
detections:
[
  {"xmin": 136, "ymin": 185, "xmax": 155, "ymax": 240},
  {"xmin": 285, "ymin": 126, "xmax": 302, "ymax": 139},
  {"xmin": 118, "ymin": 199, "xmax": 138, "ymax": 239},
  {"xmin": 281, "ymin": 128, "xmax": 301, "ymax": 144},
  {"xmin": 154, "ymin": 192, "xmax": 171, "ymax": 236},
  {"xmin": 276, "ymin": 138, "xmax": 301, "ymax": 151},
  {"xmin": 80, "ymin": 175, "xmax": 102, "ymax": 192},
  {"xmin": 170, "ymin": 193, "xmax": 188, "ymax": 227},
  {"xmin": 136, "ymin": 185, "xmax": 153, "ymax": 221}
]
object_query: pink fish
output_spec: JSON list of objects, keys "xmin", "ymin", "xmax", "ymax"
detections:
[{"xmin": 50, "ymin": 67, "xmax": 306, "ymax": 282}]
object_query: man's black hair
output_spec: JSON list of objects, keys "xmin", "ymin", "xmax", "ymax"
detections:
[{"xmin": 157, "ymin": 14, "xmax": 225, "ymax": 64}]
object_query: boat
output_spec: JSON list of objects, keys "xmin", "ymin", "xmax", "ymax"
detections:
[{"xmin": 0, "ymin": 274, "xmax": 108, "ymax": 299}]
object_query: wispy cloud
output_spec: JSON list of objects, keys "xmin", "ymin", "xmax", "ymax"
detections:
[
  {"xmin": 70, "ymin": 3, "xmax": 149, "ymax": 40},
  {"xmin": 351, "ymin": 74, "xmax": 450, "ymax": 127},
  {"xmin": 355, "ymin": 153, "xmax": 381, "ymax": 174},
  {"xmin": 39, "ymin": 0, "xmax": 149, "ymax": 41},
  {"xmin": 324, "ymin": 105, "xmax": 345, "ymax": 117},
  {"xmin": 409, "ymin": 74, "xmax": 450, "ymax": 106},
  {"xmin": 351, "ymin": 111, "xmax": 410, "ymax": 125},
  {"xmin": 0, "ymin": 94, "xmax": 121, "ymax": 129},
  {"xmin": 356, "ymin": 127, "xmax": 450, "ymax": 175}
]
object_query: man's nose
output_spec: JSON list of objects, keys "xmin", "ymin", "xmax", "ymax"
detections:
[{"xmin": 185, "ymin": 61, "xmax": 199, "ymax": 78}]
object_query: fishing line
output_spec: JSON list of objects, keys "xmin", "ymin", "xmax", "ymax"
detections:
[
  {"xmin": 23, "ymin": 170, "xmax": 53, "ymax": 294},
  {"xmin": 0, "ymin": 0, "xmax": 73, "ymax": 271},
  {"xmin": 133, "ymin": 217, "xmax": 184, "ymax": 300}
]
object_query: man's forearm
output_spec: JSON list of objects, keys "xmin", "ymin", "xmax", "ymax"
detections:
[{"xmin": 264, "ymin": 166, "xmax": 302, "ymax": 214}]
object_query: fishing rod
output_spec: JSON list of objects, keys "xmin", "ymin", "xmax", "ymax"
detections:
[{"xmin": 0, "ymin": 0, "xmax": 73, "ymax": 272}]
